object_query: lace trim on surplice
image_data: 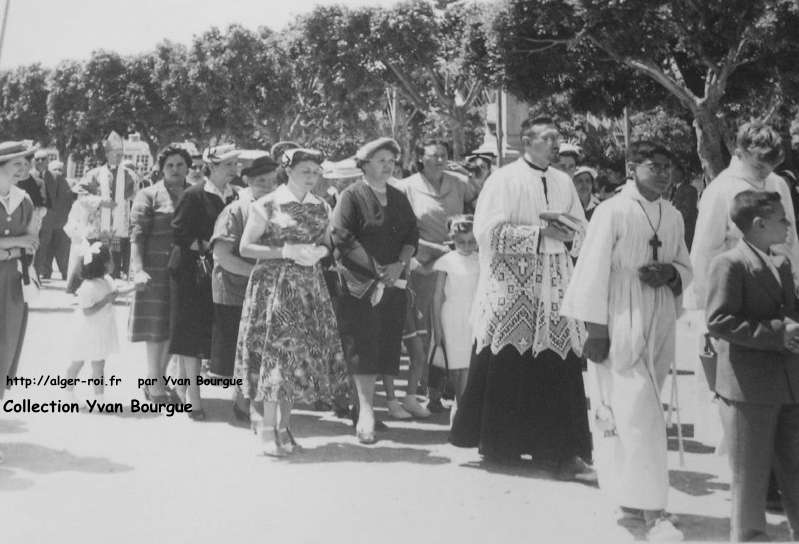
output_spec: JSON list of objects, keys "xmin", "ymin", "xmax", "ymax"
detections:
[{"xmin": 473, "ymin": 223, "xmax": 586, "ymax": 359}]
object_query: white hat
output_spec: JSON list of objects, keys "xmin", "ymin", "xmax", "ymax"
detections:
[
  {"xmin": 355, "ymin": 137, "xmax": 401, "ymax": 162},
  {"xmin": 322, "ymin": 158, "xmax": 362, "ymax": 180},
  {"xmin": 559, "ymin": 140, "xmax": 582, "ymax": 157},
  {"xmin": 0, "ymin": 141, "xmax": 37, "ymax": 163},
  {"xmin": 573, "ymin": 166, "xmax": 597, "ymax": 180},
  {"xmin": 203, "ymin": 144, "xmax": 240, "ymax": 164}
]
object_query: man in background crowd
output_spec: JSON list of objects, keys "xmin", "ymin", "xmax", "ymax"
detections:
[
  {"xmin": 34, "ymin": 158, "xmax": 73, "ymax": 279},
  {"xmin": 667, "ymin": 162, "xmax": 698, "ymax": 249},
  {"xmin": 79, "ymin": 132, "xmax": 137, "ymax": 278}
]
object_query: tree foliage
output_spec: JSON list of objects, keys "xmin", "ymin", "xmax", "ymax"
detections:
[
  {"xmin": 493, "ymin": 0, "xmax": 799, "ymax": 179},
  {"xmin": 0, "ymin": 64, "xmax": 49, "ymax": 145}
]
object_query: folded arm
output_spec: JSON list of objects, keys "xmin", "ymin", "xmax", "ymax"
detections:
[{"xmin": 706, "ymin": 256, "xmax": 787, "ymax": 351}]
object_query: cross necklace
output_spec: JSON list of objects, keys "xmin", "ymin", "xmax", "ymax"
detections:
[{"xmin": 636, "ymin": 200, "xmax": 663, "ymax": 260}]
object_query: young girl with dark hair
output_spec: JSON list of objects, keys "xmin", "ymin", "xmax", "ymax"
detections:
[{"xmin": 65, "ymin": 242, "xmax": 136, "ymax": 403}]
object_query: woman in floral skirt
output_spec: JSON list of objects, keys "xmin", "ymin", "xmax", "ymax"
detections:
[{"xmin": 235, "ymin": 148, "xmax": 347, "ymax": 456}]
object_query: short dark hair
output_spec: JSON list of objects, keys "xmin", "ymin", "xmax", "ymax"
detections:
[
  {"xmin": 157, "ymin": 146, "xmax": 192, "ymax": 172},
  {"xmin": 628, "ymin": 140, "xmax": 672, "ymax": 164},
  {"xmin": 80, "ymin": 244, "xmax": 112, "ymax": 280},
  {"xmin": 413, "ymin": 139, "xmax": 450, "ymax": 172},
  {"xmin": 730, "ymin": 190, "xmax": 782, "ymax": 233},
  {"xmin": 520, "ymin": 116, "xmax": 556, "ymax": 140},
  {"xmin": 595, "ymin": 173, "xmax": 618, "ymax": 193},
  {"xmin": 282, "ymin": 148, "xmax": 325, "ymax": 168},
  {"xmin": 736, "ymin": 121, "xmax": 784, "ymax": 165}
]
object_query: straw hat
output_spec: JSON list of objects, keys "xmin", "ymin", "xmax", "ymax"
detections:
[{"xmin": 0, "ymin": 141, "xmax": 37, "ymax": 163}]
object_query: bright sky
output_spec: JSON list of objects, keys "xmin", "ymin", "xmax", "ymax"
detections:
[{"xmin": 0, "ymin": 0, "xmax": 402, "ymax": 69}]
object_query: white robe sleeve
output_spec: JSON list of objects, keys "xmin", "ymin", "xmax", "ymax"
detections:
[
  {"xmin": 474, "ymin": 170, "xmax": 543, "ymax": 255},
  {"xmin": 561, "ymin": 202, "xmax": 616, "ymax": 325},
  {"xmin": 772, "ymin": 175, "xmax": 799, "ymax": 288},
  {"xmin": 686, "ymin": 184, "xmax": 726, "ymax": 309}
]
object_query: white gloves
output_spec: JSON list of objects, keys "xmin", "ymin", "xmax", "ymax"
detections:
[
  {"xmin": 370, "ymin": 281, "xmax": 385, "ymax": 306},
  {"xmin": 281, "ymin": 244, "xmax": 328, "ymax": 267}
]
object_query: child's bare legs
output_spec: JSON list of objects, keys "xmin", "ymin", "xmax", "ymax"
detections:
[
  {"xmin": 66, "ymin": 361, "xmax": 84, "ymax": 383},
  {"xmin": 90, "ymin": 360, "xmax": 105, "ymax": 397},
  {"xmin": 451, "ymin": 369, "xmax": 469, "ymax": 405},
  {"xmin": 449, "ymin": 369, "xmax": 469, "ymax": 427},
  {"xmin": 65, "ymin": 361, "xmax": 84, "ymax": 400}
]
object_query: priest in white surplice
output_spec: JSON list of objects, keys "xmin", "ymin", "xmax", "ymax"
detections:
[
  {"xmin": 450, "ymin": 117, "xmax": 594, "ymax": 480},
  {"xmin": 562, "ymin": 142, "xmax": 691, "ymax": 541}
]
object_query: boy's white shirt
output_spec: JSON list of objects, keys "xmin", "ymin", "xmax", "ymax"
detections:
[{"xmin": 747, "ymin": 242, "xmax": 782, "ymax": 286}]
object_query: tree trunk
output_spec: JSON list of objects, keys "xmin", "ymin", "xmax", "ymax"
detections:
[
  {"xmin": 448, "ymin": 111, "xmax": 467, "ymax": 161},
  {"xmin": 692, "ymin": 108, "xmax": 728, "ymax": 183}
]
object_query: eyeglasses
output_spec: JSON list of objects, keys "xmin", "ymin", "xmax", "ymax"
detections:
[
  {"xmin": 640, "ymin": 161, "xmax": 672, "ymax": 174},
  {"xmin": 424, "ymin": 153, "xmax": 448, "ymax": 161},
  {"xmin": 368, "ymin": 158, "xmax": 398, "ymax": 166}
]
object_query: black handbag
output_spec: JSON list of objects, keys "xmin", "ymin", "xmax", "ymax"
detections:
[
  {"xmin": 194, "ymin": 249, "xmax": 213, "ymax": 287},
  {"xmin": 699, "ymin": 332, "xmax": 717, "ymax": 392},
  {"xmin": 428, "ymin": 338, "xmax": 456, "ymax": 401}
]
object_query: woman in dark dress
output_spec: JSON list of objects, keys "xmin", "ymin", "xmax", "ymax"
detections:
[
  {"xmin": 0, "ymin": 141, "xmax": 37, "ymax": 463},
  {"xmin": 129, "ymin": 146, "xmax": 191, "ymax": 402},
  {"xmin": 331, "ymin": 137, "xmax": 419, "ymax": 444},
  {"xmin": 210, "ymin": 155, "xmax": 279, "ymax": 422},
  {"xmin": 169, "ymin": 144, "xmax": 239, "ymax": 419}
]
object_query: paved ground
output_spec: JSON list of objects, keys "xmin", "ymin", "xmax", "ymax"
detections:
[{"xmin": 1, "ymin": 280, "xmax": 794, "ymax": 543}]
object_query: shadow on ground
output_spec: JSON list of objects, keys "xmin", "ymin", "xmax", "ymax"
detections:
[
  {"xmin": 667, "ymin": 437, "xmax": 716, "ymax": 454},
  {"xmin": 618, "ymin": 513, "xmax": 793, "ymax": 542},
  {"xmin": 0, "ymin": 442, "xmax": 133, "ymax": 492},
  {"xmin": 283, "ymin": 442, "xmax": 450, "ymax": 464},
  {"xmin": 459, "ymin": 458, "xmax": 598, "ymax": 488},
  {"xmin": 669, "ymin": 469, "xmax": 729, "ymax": 496},
  {"xmin": 0, "ymin": 419, "xmax": 28, "ymax": 435}
]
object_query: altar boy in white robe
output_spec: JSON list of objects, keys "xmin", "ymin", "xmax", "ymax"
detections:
[{"xmin": 562, "ymin": 141, "xmax": 692, "ymax": 542}]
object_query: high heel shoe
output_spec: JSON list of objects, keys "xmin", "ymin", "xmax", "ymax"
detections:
[
  {"xmin": 143, "ymin": 385, "xmax": 170, "ymax": 404},
  {"xmin": 260, "ymin": 427, "xmax": 287, "ymax": 457},
  {"xmin": 279, "ymin": 428, "xmax": 303, "ymax": 454}
]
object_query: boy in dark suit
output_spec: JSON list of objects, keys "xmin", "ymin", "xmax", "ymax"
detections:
[{"xmin": 706, "ymin": 190, "xmax": 799, "ymax": 541}]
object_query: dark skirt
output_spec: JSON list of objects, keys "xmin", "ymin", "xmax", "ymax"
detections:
[
  {"xmin": 450, "ymin": 345, "xmax": 592, "ymax": 465},
  {"xmin": 337, "ymin": 287, "xmax": 406, "ymax": 376},
  {"xmin": 168, "ymin": 248, "xmax": 213, "ymax": 358},
  {"xmin": 210, "ymin": 303, "xmax": 242, "ymax": 377}
]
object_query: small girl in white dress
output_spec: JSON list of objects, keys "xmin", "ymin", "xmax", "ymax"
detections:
[
  {"xmin": 432, "ymin": 215, "xmax": 479, "ymax": 408},
  {"xmin": 66, "ymin": 242, "xmax": 135, "ymax": 401}
]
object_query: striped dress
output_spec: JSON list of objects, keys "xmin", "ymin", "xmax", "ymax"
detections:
[{"xmin": 128, "ymin": 181, "xmax": 185, "ymax": 342}]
